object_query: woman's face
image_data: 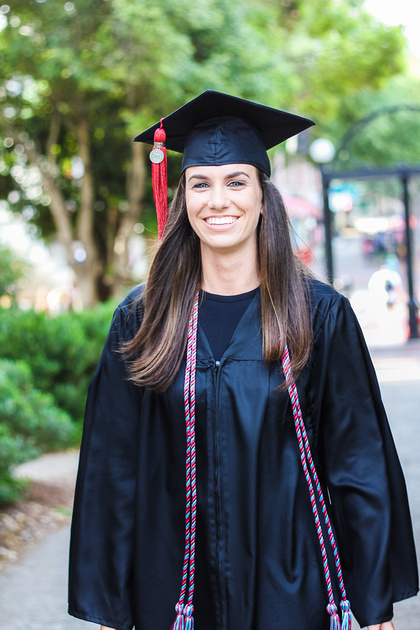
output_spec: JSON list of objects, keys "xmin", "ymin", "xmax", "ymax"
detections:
[{"xmin": 185, "ymin": 163, "xmax": 263, "ymax": 257}]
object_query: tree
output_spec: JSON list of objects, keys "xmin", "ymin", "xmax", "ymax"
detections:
[
  {"xmin": 331, "ymin": 75, "xmax": 420, "ymax": 168},
  {"xmin": 243, "ymin": 0, "xmax": 406, "ymax": 123},
  {"xmin": 0, "ymin": 244, "xmax": 26, "ymax": 303},
  {"xmin": 0, "ymin": 0, "xmax": 408, "ymax": 304}
]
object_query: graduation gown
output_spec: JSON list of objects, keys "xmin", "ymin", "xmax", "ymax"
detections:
[{"xmin": 68, "ymin": 279, "xmax": 418, "ymax": 630}]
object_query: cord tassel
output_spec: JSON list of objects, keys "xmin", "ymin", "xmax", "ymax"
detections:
[
  {"xmin": 183, "ymin": 604, "xmax": 194, "ymax": 630},
  {"xmin": 340, "ymin": 599, "xmax": 352, "ymax": 630},
  {"xmin": 170, "ymin": 603, "xmax": 185, "ymax": 630},
  {"xmin": 150, "ymin": 119, "xmax": 168, "ymax": 239},
  {"xmin": 327, "ymin": 603, "xmax": 341, "ymax": 630}
]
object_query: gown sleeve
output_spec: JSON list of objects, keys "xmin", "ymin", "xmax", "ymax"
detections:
[
  {"xmin": 309, "ymin": 293, "xmax": 418, "ymax": 628},
  {"xmin": 68, "ymin": 302, "xmax": 143, "ymax": 630}
]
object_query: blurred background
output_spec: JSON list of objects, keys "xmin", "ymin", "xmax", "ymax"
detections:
[{"xmin": 0, "ymin": 2, "xmax": 419, "ymax": 625}]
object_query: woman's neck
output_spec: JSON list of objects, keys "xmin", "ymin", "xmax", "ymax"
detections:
[{"xmin": 200, "ymin": 246, "xmax": 260, "ymax": 296}]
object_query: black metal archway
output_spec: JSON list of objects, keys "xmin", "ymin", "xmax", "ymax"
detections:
[{"xmin": 320, "ymin": 164, "xmax": 420, "ymax": 339}]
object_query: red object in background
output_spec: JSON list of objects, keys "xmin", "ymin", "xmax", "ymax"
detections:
[
  {"xmin": 296, "ymin": 247, "xmax": 313, "ymax": 264},
  {"xmin": 283, "ymin": 194, "xmax": 321, "ymax": 219}
]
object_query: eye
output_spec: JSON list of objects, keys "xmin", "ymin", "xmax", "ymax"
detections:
[
  {"xmin": 227, "ymin": 180, "xmax": 245, "ymax": 188},
  {"xmin": 192, "ymin": 181, "xmax": 209, "ymax": 189}
]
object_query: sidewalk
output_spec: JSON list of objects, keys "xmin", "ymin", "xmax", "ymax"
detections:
[
  {"xmin": 354, "ymin": 340, "xmax": 420, "ymax": 629},
  {"xmin": 0, "ymin": 450, "xmax": 91, "ymax": 630},
  {"xmin": 13, "ymin": 450, "xmax": 80, "ymax": 487},
  {"xmin": 0, "ymin": 341, "xmax": 419, "ymax": 629}
]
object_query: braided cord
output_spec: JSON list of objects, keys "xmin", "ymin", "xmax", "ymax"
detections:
[
  {"xmin": 282, "ymin": 344, "xmax": 351, "ymax": 628},
  {"xmin": 171, "ymin": 291, "xmax": 199, "ymax": 630},
  {"xmin": 187, "ymin": 293, "xmax": 199, "ymax": 606}
]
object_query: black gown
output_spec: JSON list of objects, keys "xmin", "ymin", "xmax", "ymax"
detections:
[{"xmin": 68, "ymin": 279, "xmax": 418, "ymax": 630}]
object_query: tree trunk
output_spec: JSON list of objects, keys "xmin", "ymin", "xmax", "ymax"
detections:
[
  {"xmin": 75, "ymin": 114, "xmax": 101, "ymax": 307},
  {"xmin": 110, "ymin": 140, "xmax": 147, "ymax": 296},
  {"xmin": 9, "ymin": 114, "xmax": 102, "ymax": 308},
  {"xmin": 6, "ymin": 119, "xmax": 76, "ymax": 278},
  {"xmin": 5, "ymin": 111, "xmax": 147, "ymax": 308}
]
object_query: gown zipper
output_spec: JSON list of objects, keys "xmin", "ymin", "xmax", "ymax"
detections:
[{"xmin": 213, "ymin": 359, "xmax": 226, "ymax": 628}]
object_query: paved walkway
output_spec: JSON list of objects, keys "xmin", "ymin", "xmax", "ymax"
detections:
[
  {"xmin": 0, "ymin": 449, "xmax": 94, "ymax": 630},
  {"xmin": 353, "ymin": 341, "xmax": 420, "ymax": 629},
  {"xmin": 0, "ymin": 527, "xmax": 96, "ymax": 630},
  {"xmin": 0, "ymin": 342, "xmax": 419, "ymax": 629},
  {"xmin": 13, "ymin": 451, "xmax": 80, "ymax": 487}
]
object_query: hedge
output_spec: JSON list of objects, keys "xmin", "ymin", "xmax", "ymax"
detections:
[
  {"xmin": 0, "ymin": 301, "xmax": 117, "ymax": 423},
  {"xmin": 0, "ymin": 359, "xmax": 77, "ymax": 505}
]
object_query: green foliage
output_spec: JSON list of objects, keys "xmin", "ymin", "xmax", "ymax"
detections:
[
  {"xmin": 0, "ymin": 424, "xmax": 29, "ymax": 504},
  {"xmin": 1, "ymin": 0, "xmax": 408, "ymax": 186},
  {"xmin": 0, "ymin": 358, "xmax": 76, "ymax": 505},
  {"xmin": 241, "ymin": 0, "xmax": 406, "ymax": 123},
  {"xmin": 0, "ymin": 301, "xmax": 116, "ymax": 422},
  {"xmin": 0, "ymin": 0, "xmax": 410, "ymax": 304},
  {"xmin": 0, "ymin": 359, "xmax": 75, "ymax": 451},
  {"xmin": 332, "ymin": 75, "xmax": 420, "ymax": 168},
  {"xmin": 0, "ymin": 300, "xmax": 116, "ymax": 505}
]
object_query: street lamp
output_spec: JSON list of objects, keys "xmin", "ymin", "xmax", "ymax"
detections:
[
  {"xmin": 401, "ymin": 175, "xmax": 419, "ymax": 339},
  {"xmin": 309, "ymin": 139, "xmax": 336, "ymax": 283},
  {"xmin": 309, "ymin": 139, "xmax": 336, "ymax": 165}
]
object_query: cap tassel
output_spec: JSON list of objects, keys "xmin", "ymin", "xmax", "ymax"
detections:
[{"xmin": 150, "ymin": 119, "xmax": 168, "ymax": 239}]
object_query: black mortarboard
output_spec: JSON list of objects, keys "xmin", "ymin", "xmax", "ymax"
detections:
[
  {"xmin": 135, "ymin": 90, "xmax": 314, "ymax": 175},
  {"xmin": 134, "ymin": 90, "xmax": 314, "ymax": 237}
]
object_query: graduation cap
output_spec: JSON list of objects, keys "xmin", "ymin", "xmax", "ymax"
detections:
[{"xmin": 134, "ymin": 90, "xmax": 314, "ymax": 238}]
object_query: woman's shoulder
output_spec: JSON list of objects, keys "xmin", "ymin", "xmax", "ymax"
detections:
[
  {"xmin": 117, "ymin": 283, "xmax": 146, "ymax": 314},
  {"xmin": 304, "ymin": 276, "xmax": 350, "ymax": 335},
  {"xmin": 109, "ymin": 283, "xmax": 146, "ymax": 340},
  {"xmin": 306, "ymin": 277, "xmax": 341, "ymax": 304}
]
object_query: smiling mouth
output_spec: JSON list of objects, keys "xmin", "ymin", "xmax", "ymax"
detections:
[{"xmin": 205, "ymin": 216, "xmax": 238, "ymax": 225}]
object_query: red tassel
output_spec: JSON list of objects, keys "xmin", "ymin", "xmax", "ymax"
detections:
[{"xmin": 150, "ymin": 120, "xmax": 168, "ymax": 240}]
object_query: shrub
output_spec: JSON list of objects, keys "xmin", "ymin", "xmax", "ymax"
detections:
[
  {"xmin": 0, "ymin": 358, "xmax": 77, "ymax": 448},
  {"xmin": 0, "ymin": 301, "xmax": 116, "ymax": 422},
  {"xmin": 0, "ymin": 358, "xmax": 77, "ymax": 505},
  {"xmin": 0, "ymin": 424, "xmax": 31, "ymax": 505}
]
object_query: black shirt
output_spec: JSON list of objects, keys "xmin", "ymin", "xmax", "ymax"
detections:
[{"xmin": 199, "ymin": 288, "xmax": 259, "ymax": 361}]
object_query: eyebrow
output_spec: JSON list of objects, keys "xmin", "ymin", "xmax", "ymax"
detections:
[{"xmin": 187, "ymin": 170, "xmax": 251, "ymax": 183}]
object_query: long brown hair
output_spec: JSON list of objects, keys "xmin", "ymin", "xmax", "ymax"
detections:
[{"xmin": 122, "ymin": 171, "xmax": 313, "ymax": 392}]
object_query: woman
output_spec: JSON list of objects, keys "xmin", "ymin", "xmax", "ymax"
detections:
[{"xmin": 68, "ymin": 91, "xmax": 418, "ymax": 630}]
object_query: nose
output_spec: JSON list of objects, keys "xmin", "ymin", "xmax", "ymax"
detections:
[{"xmin": 207, "ymin": 183, "xmax": 229, "ymax": 210}]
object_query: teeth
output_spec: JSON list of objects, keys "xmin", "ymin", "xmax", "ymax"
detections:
[{"xmin": 205, "ymin": 216, "xmax": 237, "ymax": 225}]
